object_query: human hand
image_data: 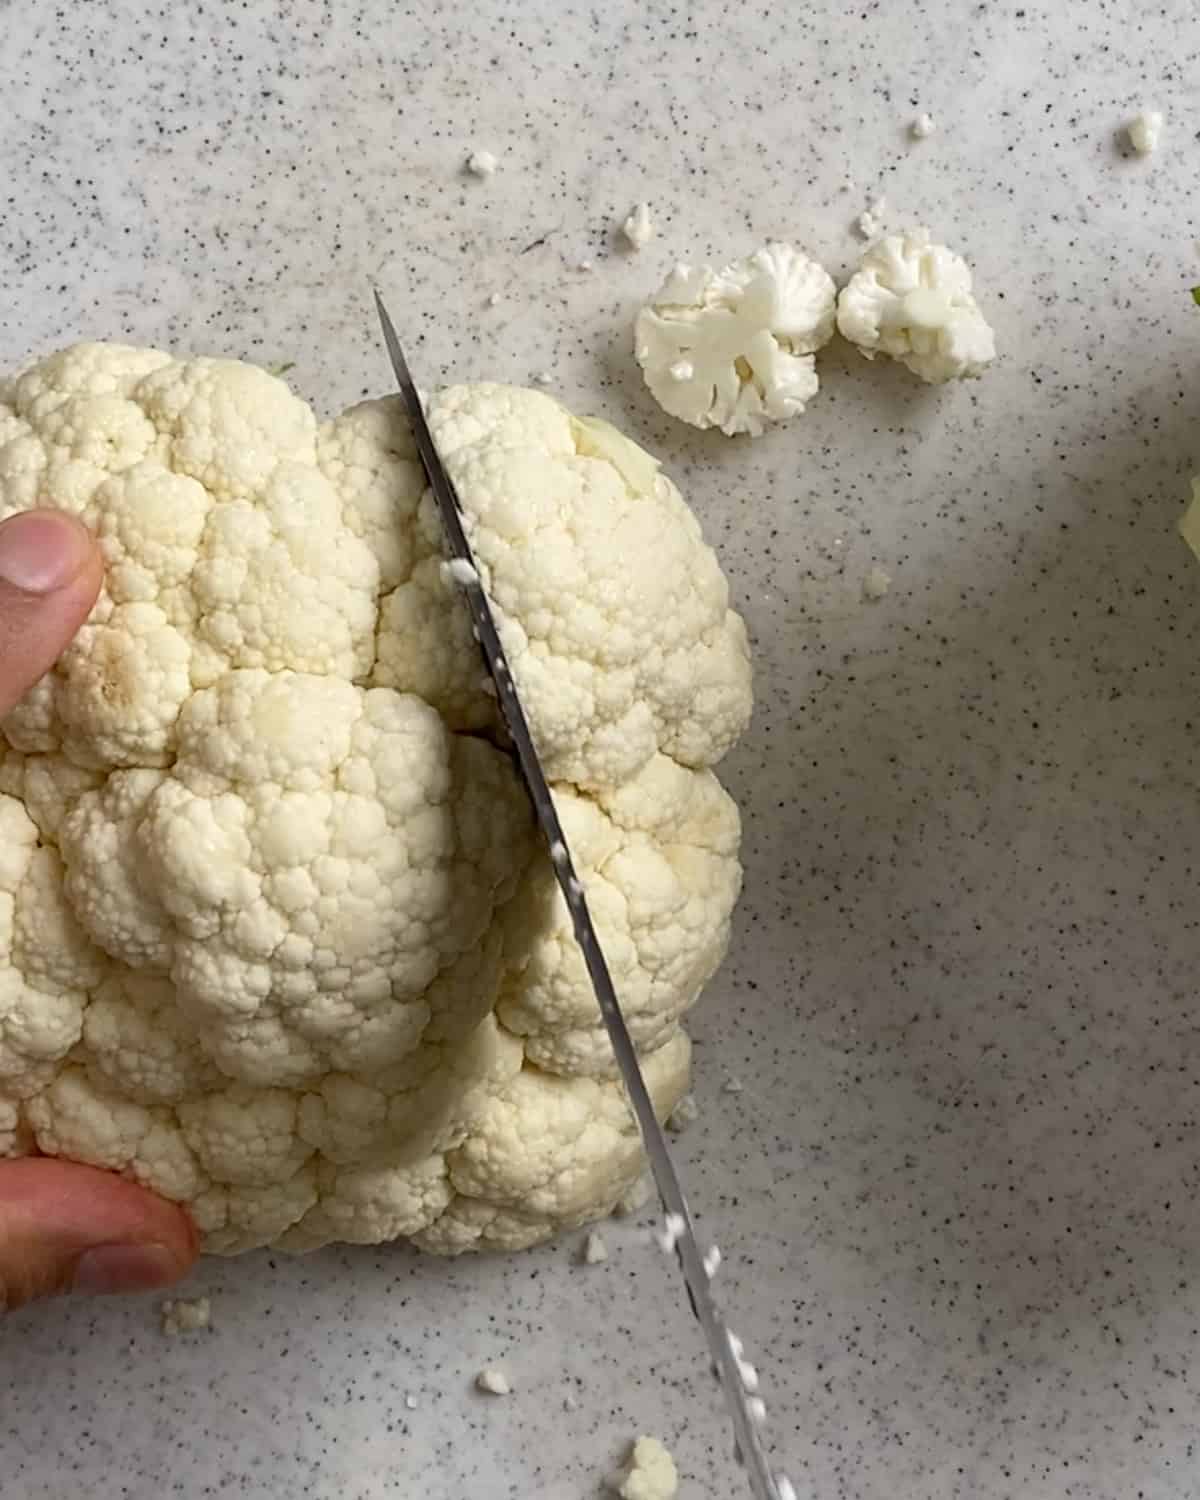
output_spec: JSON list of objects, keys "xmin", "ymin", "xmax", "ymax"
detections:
[{"xmin": 0, "ymin": 510, "xmax": 198, "ymax": 1311}]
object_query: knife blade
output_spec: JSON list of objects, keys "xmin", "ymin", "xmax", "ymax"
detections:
[{"xmin": 373, "ymin": 291, "xmax": 789, "ymax": 1500}]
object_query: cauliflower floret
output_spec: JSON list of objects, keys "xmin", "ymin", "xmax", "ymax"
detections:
[
  {"xmin": 634, "ymin": 242, "xmax": 837, "ymax": 436},
  {"xmin": 0, "ymin": 343, "xmax": 751, "ymax": 1255},
  {"xmin": 607, "ymin": 1437, "xmax": 680, "ymax": 1500},
  {"xmin": 836, "ymin": 227, "xmax": 996, "ymax": 384}
]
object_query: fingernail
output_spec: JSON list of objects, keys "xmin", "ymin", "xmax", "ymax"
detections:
[
  {"xmin": 72, "ymin": 1243, "xmax": 181, "ymax": 1296},
  {"xmin": 0, "ymin": 510, "xmax": 93, "ymax": 595}
]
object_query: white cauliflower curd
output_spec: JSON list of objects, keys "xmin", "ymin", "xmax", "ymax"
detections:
[
  {"xmin": 0, "ymin": 345, "xmax": 752, "ymax": 1254},
  {"xmin": 635, "ymin": 242, "xmax": 837, "ymax": 437},
  {"xmin": 837, "ymin": 227, "xmax": 996, "ymax": 383}
]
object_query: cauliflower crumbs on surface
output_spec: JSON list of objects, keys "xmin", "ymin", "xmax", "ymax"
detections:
[
  {"xmin": 475, "ymin": 1367, "xmax": 512, "ymax": 1396},
  {"xmin": 439, "ymin": 557, "xmax": 480, "ymax": 588},
  {"xmin": 723, "ymin": 1075, "xmax": 744, "ymax": 1094},
  {"xmin": 466, "ymin": 149, "xmax": 499, "ymax": 176},
  {"xmin": 487, "ymin": 292, "xmax": 503, "ymax": 307},
  {"xmin": 533, "ymin": 371, "xmax": 554, "ymax": 386},
  {"xmin": 863, "ymin": 565, "xmax": 892, "ymax": 601},
  {"xmin": 776, "ymin": 1478, "xmax": 798, "ymax": 1500},
  {"xmin": 703, "ymin": 1244, "xmax": 722, "ymax": 1279},
  {"xmin": 666, "ymin": 1092, "xmax": 699, "ymax": 1132},
  {"xmin": 748, "ymin": 1395, "xmax": 767, "ymax": 1427},
  {"xmin": 855, "ymin": 197, "xmax": 887, "ymax": 239},
  {"xmin": 580, "ymin": 1230, "xmax": 609, "ymax": 1263},
  {"xmin": 405, "ymin": 1394, "xmax": 418, "ymax": 1410},
  {"xmin": 160, "ymin": 1296, "xmax": 211, "ymax": 1335},
  {"xmin": 1126, "ymin": 110, "xmax": 1163, "ymax": 155},
  {"xmin": 578, "ymin": 258, "xmax": 595, "ymax": 271},
  {"xmin": 606, "ymin": 1436, "xmax": 679, "ymax": 1500},
  {"xmin": 911, "ymin": 112, "xmax": 936, "ymax": 139},
  {"xmin": 622, "ymin": 202, "xmax": 655, "ymax": 250},
  {"xmin": 564, "ymin": 1391, "xmax": 581, "ymax": 1412}
]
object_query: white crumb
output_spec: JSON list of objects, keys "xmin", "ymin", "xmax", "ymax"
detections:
[
  {"xmin": 405, "ymin": 1394, "xmax": 418, "ymax": 1410},
  {"xmin": 466, "ymin": 148, "xmax": 499, "ymax": 176},
  {"xmin": 621, "ymin": 201, "xmax": 655, "ymax": 250},
  {"xmin": 475, "ymin": 1366, "xmax": 512, "ymax": 1396},
  {"xmin": 727, "ymin": 1330, "xmax": 745, "ymax": 1360},
  {"xmin": 910, "ymin": 112, "xmax": 936, "ymax": 139},
  {"xmin": 580, "ymin": 1230, "xmax": 609, "ymax": 1264},
  {"xmin": 855, "ymin": 197, "xmax": 887, "ymax": 239},
  {"xmin": 737, "ymin": 1356, "xmax": 759, "ymax": 1392},
  {"xmin": 614, "ymin": 1171, "xmax": 653, "ymax": 1217},
  {"xmin": 668, "ymin": 359, "xmax": 694, "ymax": 382},
  {"xmin": 440, "ymin": 557, "xmax": 479, "ymax": 588},
  {"xmin": 655, "ymin": 1212, "xmax": 686, "ymax": 1255},
  {"xmin": 1126, "ymin": 110, "xmax": 1163, "ymax": 156},
  {"xmin": 748, "ymin": 1396, "xmax": 767, "ymax": 1426},
  {"xmin": 606, "ymin": 1435, "xmax": 679, "ymax": 1500},
  {"xmin": 776, "ymin": 1477, "xmax": 798, "ymax": 1500},
  {"xmin": 578, "ymin": 258, "xmax": 595, "ymax": 271},
  {"xmin": 533, "ymin": 370, "xmax": 554, "ymax": 385},
  {"xmin": 564, "ymin": 1391, "xmax": 581, "ymax": 1413},
  {"xmin": 863, "ymin": 565, "xmax": 892, "ymax": 601},
  {"xmin": 666, "ymin": 1093, "xmax": 699, "ymax": 1133},
  {"xmin": 488, "ymin": 292, "xmax": 502, "ymax": 307},
  {"xmin": 160, "ymin": 1295, "xmax": 211, "ymax": 1336},
  {"xmin": 703, "ymin": 1244, "xmax": 722, "ymax": 1279},
  {"xmin": 723, "ymin": 1075, "xmax": 744, "ymax": 1095}
]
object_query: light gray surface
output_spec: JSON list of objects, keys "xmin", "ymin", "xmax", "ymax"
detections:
[{"xmin": 2, "ymin": 2, "xmax": 1199, "ymax": 1497}]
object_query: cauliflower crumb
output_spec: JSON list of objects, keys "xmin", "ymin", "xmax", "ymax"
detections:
[
  {"xmin": 622, "ymin": 202, "xmax": 655, "ymax": 250},
  {"xmin": 533, "ymin": 370, "xmax": 554, "ymax": 386},
  {"xmin": 466, "ymin": 149, "xmax": 499, "ymax": 177},
  {"xmin": 160, "ymin": 1296, "xmax": 211, "ymax": 1336},
  {"xmin": 607, "ymin": 1436, "xmax": 679, "ymax": 1500},
  {"xmin": 614, "ymin": 1172, "xmax": 654, "ymax": 1218},
  {"xmin": 581, "ymin": 1230, "xmax": 609, "ymax": 1264},
  {"xmin": 564, "ymin": 1391, "xmax": 581, "ymax": 1413},
  {"xmin": 655, "ymin": 1212, "xmax": 686, "ymax": 1254},
  {"xmin": 1126, "ymin": 110, "xmax": 1163, "ymax": 155},
  {"xmin": 724, "ymin": 1075, "xmax": 744, "ymax": 1095},
  {"xmin": 439, "ymin": 557, "xmax": 480, "ymax": 588},
  {"xmin": 405, "ymin": 1394, "xmax": 419, "ymax": 1410},
  {"xmin": 855, "ymin": 197, "xmax": 887, "ymax": 239},
  {"xmin": 578, "ymin": 258, "xmax": 595, "ymax": 271},
  {"xmin": 748, "ymin": 1395, "xmax": 767, "ymax": 1427},
  {"xmin": 476, "ymin": 1366, "xmax": 512, "ymax": 1396},
  {"xmin": 777, "ymin": 1477, "xmax": 798, "ymax": 1500},
  {"xmin": 863, "ymin": 565, "xmax": 892, "ymax": 601},
  {"xmin": 488, "ymin": 292, "xmax": 503, "ymax": 307},
  {"xmin": 910, "ymin": 112, "xmax": 936, "ymax": 139},
  {"xmin": 666, "ymin": 1093, "xmax": 699, "ymax": 1132},
  {"xmin": 703, "ymin": 1244, "xmax": 722, "ymax": 1279}
]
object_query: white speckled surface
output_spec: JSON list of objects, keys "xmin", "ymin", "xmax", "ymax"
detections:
[{"xmin": 2, "ymin": 2, "xmax": 1200, "ymax": 1497}]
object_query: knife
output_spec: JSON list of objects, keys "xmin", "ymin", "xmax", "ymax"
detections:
[{"xmin": 374, "ymin": 292, "xmax": 791, "ymax": 1500}]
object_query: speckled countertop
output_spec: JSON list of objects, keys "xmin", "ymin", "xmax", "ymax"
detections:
[{"xmin": 2, "ymin": 2, "xmax": 1199, "ymax": 1497}]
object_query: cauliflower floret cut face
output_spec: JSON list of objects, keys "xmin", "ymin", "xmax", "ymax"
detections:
[
  {"xmin": 836, "ymin": 226, "xmax": 996, "ymax": 384},
  {"xmin": 635, "ymin": 242, "xmax": 837, "ymax": 437},
  {"xmin": 0, "ymin": 344, "xmax": 752, "ymax": 1255}
]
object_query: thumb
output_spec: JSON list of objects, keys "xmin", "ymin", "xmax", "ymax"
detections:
[
  {"xmin": 0, "ymin": 509, "xmax": 103, "ymax": 717},
  {"xmin": 0, "ymin": 1159, "xmax": 198, "ymax": 1313}
]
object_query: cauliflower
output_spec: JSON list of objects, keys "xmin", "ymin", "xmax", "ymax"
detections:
[
  {"xmin": 634, "ymin": 242, "xmax": 837, "ymax": 436},
  {"xmin": 836, "ymin": 227, "xmax": 996, "ymax": 383},
  {"xmin": 0, "ymin": 344, "xmax": 751, "ymax": 1255}
]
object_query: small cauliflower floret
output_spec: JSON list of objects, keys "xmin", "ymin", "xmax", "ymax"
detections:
[
  {"xmin": 634, "ymin": 242, "xmax": 836, "ymax": 436},
  {"xmin": 837, "ymin": 227, "xmax": 996, "ymax": 384},
  {"xmin": 607, "ymin": 1437, "xmax": 680, "ymax": 1500},
  {"xmin": 0, "ymin": 344, "xmax": 751, "ymax": 1256}
]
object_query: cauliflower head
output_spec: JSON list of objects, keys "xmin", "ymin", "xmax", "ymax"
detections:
[
  {"xmin": 635, "ymin": 243, "xmax": 836, "ymax": 437},
  {"xmin": 836, "ymin": 227, "xmax": 996, "ymax": 384},
  {"xmin": 0, "ymin": 344, "xmax": 751, "ymax": 1254}
]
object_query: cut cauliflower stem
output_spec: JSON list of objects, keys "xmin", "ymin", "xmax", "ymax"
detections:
[
  {"xmin": 0, "ymin": 345, "xmax": 752, "ymax": 1255},
  {"xmin": 837, "ymin": 227, "xmax": 996, "ymax": 384},
  {"xmin": 635, "ymin": 242, "xmax": 837, "ymax": 437}
]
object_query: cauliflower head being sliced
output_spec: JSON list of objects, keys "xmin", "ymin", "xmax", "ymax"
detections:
[
  {"xmin": 836, "ymin": 227, "xmax": 996, "ymax": 384},
  {"xmin": 0, "ymin": 343, "xmax": 751, "ymax": 1254},
  {"xmin": 634, "ymin": 242, "xmax": 837, "ymax": 437}
]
